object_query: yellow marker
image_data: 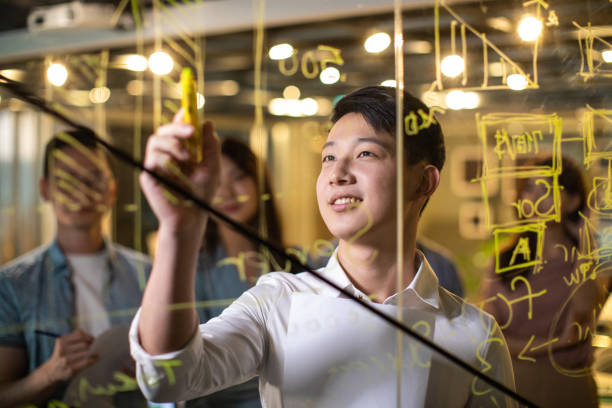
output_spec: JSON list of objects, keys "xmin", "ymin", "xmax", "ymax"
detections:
[{"xmin": 180, "ymin": 67, "xmax": 201, "ymax": 162}]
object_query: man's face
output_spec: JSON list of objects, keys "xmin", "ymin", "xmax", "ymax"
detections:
[
  {"xmin": 41, "ymin": 146, "xmax": 116, "ymax": 229},
  {"xmin": 316, "ymin": 112, "xmax": 424, "ymax": 243}
]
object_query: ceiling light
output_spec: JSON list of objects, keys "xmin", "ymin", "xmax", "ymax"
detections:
[
  {"xmin": 300, "ymin": 98, "xmax": 319, "ymax": 116},
  {"xmin": 518, "ymin": 16, "xmax": 543, "ymax": 42},
  {"xmin": 381, "ymin": 79, "xmax": 397, "ymax": 87},
  {"xmin": 487, "ymin": 17, "xmax": 513, "ymax": 33},
  {"xmin": 441, "ymin": 55, "xmax": 464, "ymax": 78},
  {"xmin": 603, "ymin": 50, "xmax": 612, "ymax": 63},
  {"xmin": 463, "ymin": 92, "xmax": 480, "ymax": 109},
  {"xmin": 320, "ymin": 67, "xmax": 340, "ymax": 85},
  {"xmin": 364, "ymin": 32, "xmax": 391, "ymax": 54},
  {"xmin": 220, "ymin": 80, "xmax": 240, "ymax": 96},
  {"xmin": 126, "ymin": 79, "xmax": 144, "ymax": 96},
  {"xmin": 507, "ymin": 73, "xmax": 528, "ymax": 90},
  {"xmin": 125, "ymin": 54, "xmax": 147, "ymax": 72},
  {"xmin": 283, "ymin": 85, "xmax": 300, "ymax": 100},
  {"xmin": 47, "ymin": 63, "xmax": 68, "ymax": 86},
  {"xmin": 269, "ymin": 43, "xmax": 294, "ymax": 60},
  {"xmin": 148, "ymin": 51, "xmax": 173, "ymax": 75},
  {"xmin": 286, "ymin": 99, "xmax": 302, "ymax": 117},
  {"xmin": 0, "ymin": 69, "xmax": 24, "ymax": 81},
  {"xmin": 197, "ymin": 93, "xmax": 205, "ymax": 109},
  {"xmin": 268, "ymin": 98, "xmax": 287, "ymax": 116},
  {"xmin": 89, "ymin": 87, "xmax": 111, "ymax": 104},
  {"xmin": 445, "ymin": 90, "xmax": 465, "ymax": 110},
  {"xmin": 488, "ymin": 62, "xmax": 503, "ymax": 77},
  {"xmin": 404, "ymin": 40, "xmax": 432, "ymax": 54}
]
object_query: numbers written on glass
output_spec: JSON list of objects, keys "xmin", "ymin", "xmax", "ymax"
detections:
[{"xmin": 278, "ymin": 45, "xmax": 345, "ymax": 81}]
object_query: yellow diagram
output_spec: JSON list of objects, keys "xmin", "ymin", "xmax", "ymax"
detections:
[
  {"xmin": 582, "ymin": 106, "xmax": 612, "ymax": 167},
  {"xmin": 475, "ymin": 112, "xmax": 563, "ymax": 229},
  {"xmin": 494, "ymin": 223, "xmax": 545, "ymax": 274},
  {"xmin": 432, "ymin": 0, "xmax": 544, "ymax": 91},
  {"xmin": 574, "ymin": 21, "xmax": 612, "ymax": 81}
]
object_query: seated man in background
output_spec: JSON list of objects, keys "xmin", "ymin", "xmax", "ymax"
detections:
[
  {"xmin": 0, "ymin": 129, "xmax": 151, "ymax": 407},
  {"xmin": 131, "ymin": 86, "xmax": 516, "ymax": 407}
]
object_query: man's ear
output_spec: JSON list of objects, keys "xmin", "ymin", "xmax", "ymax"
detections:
[
  {"xmin": 418, "ymin": 165, "xmax": 440, "ymax": 198},
  {"xmin": 39, "ymin": 178, "xmax": 50, "ymax": 202}
]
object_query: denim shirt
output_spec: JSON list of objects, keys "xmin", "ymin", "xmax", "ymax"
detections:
[
  {"xmin": 194, "ymin": 244, "xmax": 252, "ymax": 323},
  {"xmin": 0, "ymin": 239, "xmax": 151, "ymax": 373}
]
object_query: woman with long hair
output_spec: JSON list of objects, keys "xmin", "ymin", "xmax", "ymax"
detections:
[
  {"xmin": 481, "ymin": 155, "xmax": 608, "ymax": 408},
  {"xmin": 189, "ymin": 138, "xmax": 283, "ymax": 408}
]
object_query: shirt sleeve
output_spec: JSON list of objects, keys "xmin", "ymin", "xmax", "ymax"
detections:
[
  {"xmin": 129, "ymin": 283, "xmax": 270, "ymax": 402},
  {"xmin": 466, "ymin": 320, "xmax": 518, "ymax": 408},
  {"xmin": 0, "ymin": 273, "xmax": 25, "ymax": 348}
]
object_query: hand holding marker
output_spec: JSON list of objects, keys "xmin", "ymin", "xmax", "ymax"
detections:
[
  {"xmin": 162, "ymin": 67, "xmax": 201, "ymax": 205},
  {"xmin": 181, "ymin": 67, "xmax": 202, "ymax": 163}
]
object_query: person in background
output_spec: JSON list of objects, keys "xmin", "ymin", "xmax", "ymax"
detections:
[
  {"xmin": 417, "ymin": 236, "xmax": 464, "ymax": 297},
  {"xmin": 0, "ymin": 129, "xmax": 151, "ymax": 407},
  {"xmin": 188, "ymin": 138, "xmax": 283, "ymax": 408},
  {"xmin": 130, "ymin": 86, "xmax": 516, "ymax": 407},
  {"xmin": 481, "ymin": 155, "xmax": 609, "ymax": 408}
]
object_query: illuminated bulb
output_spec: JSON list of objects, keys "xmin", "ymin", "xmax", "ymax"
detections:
[
  {"xmin": 445, "ymin": 90, "xmax": 466, "ymax": 110},
  {"xmin": 126, "ymin": 79, "xmax": 144, "ymax": 96},
  {"xmin": 380, "ymin": 79, "xmax": 397, "ymax": 87},
  {"xmin": 300, "ymin": 98, "xmax": 319, "ymax": 116},
  {"xmin": 488, "ymin": 62, "xmax": 503, "ymax": 77},
  {"xmin": 364, "ymin": 32, "xmax": 391, "ymax": 54},
  {"xmin": 268, "ymin": 98, "xmax": 287, "ymax": 116},
  {"xmin": 0, "ymin": 69, "xmax": 24, "ymax": 81},
  {"xmin": 220, "ymin": 80, "xmax": 240, "ymax": 96},
  {"xmin": 125, "ymin": 54, "xmax": 147, "ymax": 72},
  {"xmin": 286, "ymin": 99, "xmax": 302, "ymax": 117},
  {"xmin": 197, "ymin": 93, "xmax": 205, "ymax": 109},
  {"xmin": 89, "ymin": 87, "xmax": 111, "ymax": 104},
  {"xmin": 507, "ymin": 73, "xmax": 528, "ymax": 91},
  {"xmin": 603, "ymin": 50, "xmax": 612, "ymax": 63},
  {"xmin": 47, "ymin": 63, "xmax": 68, "ymax": 86},
  {"xmin": 269, "ymin": 43, "xmax": 294, "ymax": 60},
  {"xmin": 463, "ymin": 92, "xmax": 480, "ymax": 109},
  {"xmin": 148, "ymin": 51, "xmax": 173, "ymax": 75},
  {"xmin": 441, "ymin": 55, "xmax": 464, "ymax": 78},
  {"xmin": 320, "ymin": 67, "xmax": 340, "ymax": 85},
  {"xmin": 283, "ymin": 85, "xmax": 300, "ymax": 100},
  {"xmin": 518, "ymin": 16, "xmax": 542, "ymax": 42}
]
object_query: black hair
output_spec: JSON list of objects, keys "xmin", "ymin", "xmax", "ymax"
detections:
[
  {"xmin": 204, "ymin": 138, "xmax": 284, "ymax": 268},
  {"xmin": 331, "ymin": 86, "xmax": 445, "ymax": 171},
  {"xmin": 42, "ymin": 128, "xmax": 110, "ymax": 179}
]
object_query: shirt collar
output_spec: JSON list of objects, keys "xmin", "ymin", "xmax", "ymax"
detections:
[
  {"xmin": 50, "ymin": 237, "xmax": 116, "ymax": 279},
  {"xmin": 316, "ymin": 248, "xmax": 440, "ymax": 310}
]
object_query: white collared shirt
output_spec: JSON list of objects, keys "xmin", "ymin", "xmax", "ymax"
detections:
[{"xmin": 129, "ymin": 251, "xmax": 517, "ymax": 407}]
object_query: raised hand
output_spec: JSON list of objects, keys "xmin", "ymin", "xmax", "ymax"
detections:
[{"xmin": 140, "ymin": 109, "xmax": 220, "ymax": 230}]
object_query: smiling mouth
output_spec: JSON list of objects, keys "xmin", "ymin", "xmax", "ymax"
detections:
[{"xmin": 332, "ymin": 197, "xmax": 363, "ymax": 205}]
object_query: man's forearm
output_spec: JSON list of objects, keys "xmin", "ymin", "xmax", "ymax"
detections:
[
  {"xmin": 0, "ymin": 366, "xmax": 58, "ymax": 408},
  {"xmin": 139, "ymin": 223, "xmax": 204, "ymax": 354}
]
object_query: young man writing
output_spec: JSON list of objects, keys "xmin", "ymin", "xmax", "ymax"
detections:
[
  {"xmin": 0, "ymin": 129, "xmax": 151, "ymax": 407},
  {"xmin": 131, "ymin": 86, "xmax": 516, "ymax": 407}
]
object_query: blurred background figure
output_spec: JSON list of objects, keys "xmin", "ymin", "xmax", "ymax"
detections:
[
  {"xmin": 417, "ymin": 237, "xmax": 464, "ymax": 298},
  {"xmin": 0, "ymin": 129, "xmax": 151, "ymax": 407},
  {"xmin": 187, "ymin": 137, "xmax": 283, "ymax": 408},
  {"xmin": 481, "ymin": 155, "xmax": 610, "ymax": 408}
]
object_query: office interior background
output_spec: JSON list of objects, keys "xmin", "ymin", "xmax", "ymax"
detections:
[{"xmin": 0, "ymin": 0, "xmax": 611, "ymax": 404}]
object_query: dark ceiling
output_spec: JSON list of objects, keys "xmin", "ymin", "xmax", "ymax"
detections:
[{"xmin": 0, "ymin": 0, "xmax": 610, "ymax": 132}]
